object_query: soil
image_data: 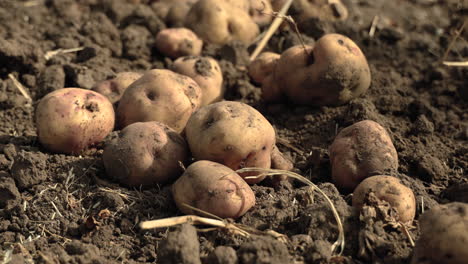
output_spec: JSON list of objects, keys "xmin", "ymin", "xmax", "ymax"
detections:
[{"xmin": 0, "ymin": 0, "xmax": 467, "ymax": 263}]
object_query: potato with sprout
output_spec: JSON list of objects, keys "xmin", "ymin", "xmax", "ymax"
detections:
[
  {"xmin": 171, "ymin": 56, "xmax": 224, "ymax": 106},
  {"xmin": 117, "ymin": 69, "xmax": 202, "ymax": 133},
  {"xmin": 172, "ymin": 160, "xmax": 256, "ymax": 218}
]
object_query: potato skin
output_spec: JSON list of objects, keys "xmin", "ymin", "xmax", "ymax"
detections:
[
  {"xmin": 92, "ymin": 72, "xmax": 142, "ymax": 104},
  {"xmin": 172, "ymin": 160, "xmax": 255, "ymax": 218},
  {"xmin": 103, "ymin": 121, "xmax": 188, "ymax": 187},
  {"xmin": 352, "ymin": 175, "xmax": 416, "ymax": 223},
  {"xmin": 155, "ymin": 28, "xmax": 203, "ymax": 59},
  {"xmin": 35, "ymin": 88, "xmax": 115, "ymax": 155},
  {"xmin": 329, "ymin": 120, "xmax": 398, "ymax": 191},
  {"xmin": 185, "ymin": 0, "xmax": 259, "ymax": 45},
  {"xmin": 185, "ymin": 101, "xmax": 276, "ymax": 184},
  {"xmin": 268, "ymin": 34, "xmax": 370, "ymax": 106},
  {"xmin": 116, "ymin": 69, "xmax": 202, "ymax": 133},
  {"xmin": 248, "ymin": 52, "xmax": 280, "ymax": 84},
  {"xmin": 411, "ymin": 202, "xmax": 468, "ymax": 264},
  {"xmin": 171, "ymin": 56, "xmax": 224, "ymax": 106}
]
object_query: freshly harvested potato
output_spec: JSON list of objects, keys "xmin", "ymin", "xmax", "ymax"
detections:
[
  {"xmin": 103, "ymin": 121, "xmax": 188, "ymax": 187},
  {"xmin": 185, "ymin": 0, "xmax": 260, "ymax": 45},
  {"xmin": 151, "ymin": 0, "xmax": 198, "ymax": 26},
  {"xmin": 329, "ymin": 120, "xmax": 398, "ymax": 191},
  {"xmin": 249, "ymin": 0, "xmax": 273, "ymax": 26},
  {"xmin": 411, "ymin": 202, "xmax": 468, "ymax": 264},
  {"xmin": 248, "ymin": 51, "xmax": 280, "ymax": 84},
  {"xmin": 291, "ymin": 0, "xmax": 348, "ymax": 23},
  {"xmin": 155, "ymin": 28, "xmax": 203, "ymax": 59},
  {"xmin": 262, "ymin": 34, "xmax": 371, "ymax": 106},
  {"xmin": 172, "ymin": 160, "xmax": 255, "ymax": 218},
  {"xmin": 117, "ymin": 69, "xmax": 202, "ymax": 133},
  {"xmin": 352, "ymin": 175, "xmax": 416, "ymax": 223},
  {"xmin": 35, "ymin": 88, "xmax": 115, "ymax": 155},
  {"xmin": 92, "ymin": 72, "xmax": 142, "ymax": 104},
  {"xmin": 171, "ymin": 56, "xmax": 224, "ymax": 106},
  {"xmin": 185, "ymin": 101, "xmax": 276, "ymax": 184}
]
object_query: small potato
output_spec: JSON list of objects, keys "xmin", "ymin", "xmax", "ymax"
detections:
[
  {"xmin": 172, "ymin": 160, "xmax": 255, "ymax": 218},
  {"xmin": 155, "ymin": 28, "xmax": 203, "ymax": 59},
  {"xmin": 264, "ymin": 34, "xmax": 370, "ymax": 106},
  {"xmin": 248, "ymin": 51, "xmax": 280, "ymax": 84},
  {"xmin": 35, "ymin": 88, "xmax": 115, "ymax": 155},
  {"xmin": 329, "ymin": 120, "xmax": 398, "ymax": 191},
  {"xmin": 352, "ymin": 175, "xmax": 416, "ymax": 223},
  {"xmin": 117, "ymin": 69, "xmax": 202, "ymax": 133},
  {"xmin": 185, "ymin": 0, "xmax": 260, "ymax": 45},
  {"xmin": 171, "ymin": 56, "xmax": 224, "ymax": 106},
  {"xmin": 103, "ymin": 121, "xmax": 188, "ymax": 187},
  {"xmin": 92, "ymin": 72, "xmax": 142, "ymax": 104},
  {"xmin": 411, "ymin": 202, "xmax": 468, "ymax": 264},
  {"xmin": 291, "ymin": 0, "xmax": 348, "ymax": 23},
  {"xmin": 185, "ymin": 101, "xmax": 276, "ymax": 184}
]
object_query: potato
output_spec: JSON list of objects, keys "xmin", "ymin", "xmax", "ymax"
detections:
[
  {"xmin": 171, "ymin": 56, "xmax": 224, "ymax": 106},
  {"xmin": 411, "ymin": 202, "xmax": 468, "ymax": 264},
  {"xmin": 172, "ymin": 160, "xmax": 255, "ymax": 218},
  {"xmin": 155, "ymin": 28, "xmax": 203, "ymax": 59},
  {"xmin": 92, "ymin": 72, "xmax": 142, "ymax": 104},
  {"xmin": 248, "ymin": 51, "xmax": 280, "ymax": 84},
  {"xmin": 185, "ymin": 0, "xmax": 260, "ymax": 45},
  {"xmin": 35, "ymin": 88, "xmax": 115, "ymax": 155},
  {"xmin": 329, "ymin": 120, "xmax": 398, "ymax": 191},
  {"xmin": 249, "ymin": 0, "xmax": 273, "ymax": 26},
  {"xmin": 151, "ymin": 0, "xmax": 198, "ymax": 26},
  {"xmin": 291, "ymin": 0, "xmax": 348, "ymax": 23},
  {"xmin": 262, "ymin": 34, "xmax": 371, "ymax": 106},
  {"xmin": 352, "ymin": 175, "xmax": 416, "ymax": 223},
  {"xmin": 185, "ymin": 101, "xmax": 276, "ymax": 184},
  {"xmin": 117, "ymin": 69, "xmax": 202, "ymax": 133},
  {"xmin": 103, "ymin": 121, "xmax": 188, "ymax": 187}
]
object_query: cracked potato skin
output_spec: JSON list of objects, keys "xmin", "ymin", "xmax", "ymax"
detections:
[
  {"xmin": 116, "ymin": 69, "xmax": 202, "ymax": 133},
  {"xmin": 103, "ymin": 121, "xmax": 188, "ymax": 187},
  {"xmin": 172, "ymin": 160, "xmax": 255, "ymax": 219},
  {"xmin": 352, "ymin": 175, "xmax": 416, "ymax": 223},
  {"xmin": 185, "ymin": 101, "xmax": 276, "ymax": 184},
  {"xmin": 35, "ymin": 88, "xmax": 115, "ymax": 155}
]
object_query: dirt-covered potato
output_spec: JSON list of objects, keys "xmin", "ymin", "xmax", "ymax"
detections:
[
  {"xmin": 103, "ymin": 121, "xmax": 188, "ymax": 187},
  {"xmin": 155, "ymin": 28, "xmax": 203, "ymax": 59},
  {"xmin": 172, "ymin": 160, "xmax": 255, "ymax": 218},
  {"xmin": 352, "ymin": 175, "xmax": 416, "ymax": 223},
  {"xmin": 411, "ymin": 202, "xmax": 468, "ymax": 264},
  {"xmin": 185, "ymin": 0, "xmax": 260, "ymax": 45},
  {"xmin": 329, "ymin": 120, "xmax": 398, "ymax": 191},
  {"xmin": 151, "ymin": 0, "xmax": 198, "ymax": 26},
  {"xmin": 290, "ymin": 0, "xmax": 348, "ymax": 23},
  {"xmin": 117, "ymin": 69, "xmax": 202, "ymax": 133},
  {"xmin": 171, "ymin": 56, "xmax": 224, "ymax": 106},
  {"xmin": 248, "ymin": 52, "xmax": 280, "ymax": 84},
  {"xmin": 185, "ymin": 101, "xmax": 276, "ymax": 184},
  {"xmin": 35, "ymin": 88, "xmax": 115, "ymax": 155},
  {"xmin": 262, "ymin": 33, "xmax": 370, "ymax": 106},
  {"xmin": 92, "ymin": 72, "xmax": 142, "ymax": 104}
]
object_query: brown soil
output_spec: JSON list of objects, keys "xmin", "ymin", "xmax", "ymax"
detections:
[{"xmin": 0, "ymin": 0, "xmax": 467, "ymax": 263}]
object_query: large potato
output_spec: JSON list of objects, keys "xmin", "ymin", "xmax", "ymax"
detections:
[
  {"xmin": 116, "ymin": 69, "xmax": 202, "ymax": 133},
  {"xmin": 329, "ymin": 120, "xmax": 398, "ymax": 191},
  {"xmin": 411, "ymin": 202, "xmax": 468, "ymax": 264},
  {"xmin": 172, "ymin": 160, "xmax": 255, "ymax": 218},
  {"xmin": 248, "ymin": 0, "xmax": 273, "ymax": 26},
  {"xmin": 35, "ymin": 88, "xmax": 115, "ymax": 155},
  {"xmin": 92, "ymin": 72, "xmax": 142, "ymax": 104},
  {"xmin": 185, "ymin": 0, "xmax": 260, "ymax": 45},
  {"xmin": 352, "ymin": 175, "xmax": 416, "ymax": 223},
  {"xmin": 171, "ymin": 56, "xmax": 224, "ymax": 106},
  {"xmin": 155, "ymin": 28, "xmax": 203, "ymax": 59},
  {"xmin": 103, "ymin": 121, "xmax": 188, "ymax": 187},
  {"xmin": 263, "ymin": 34, "xmax": 371, "ymax": 106},
  {"xmin": 185, "ymin": 101, "xmax": 276, "ymax": 184}
]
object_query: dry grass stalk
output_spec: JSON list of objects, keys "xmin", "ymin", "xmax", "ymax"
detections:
[
  {"xmin": 8, "ymin": 73, "xmax": 32, "ymax": 103},
  {"xmin": 44, "ymin": 47, "xmax": 85, "ymax": 61},
  {"xmin": 249, "ymin": 0, "xmax": 294, "ymax": 61},
  {"xmin": 442, "ymin": 61, "xmax": 468, "ymax": 67},
  {"xmin": 238, "ymin": 167, "xmax": 346, "ymax": 256},
  {"xmin": 442, "ymin": 19, "xmax": 467, "ymax": 63}
]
